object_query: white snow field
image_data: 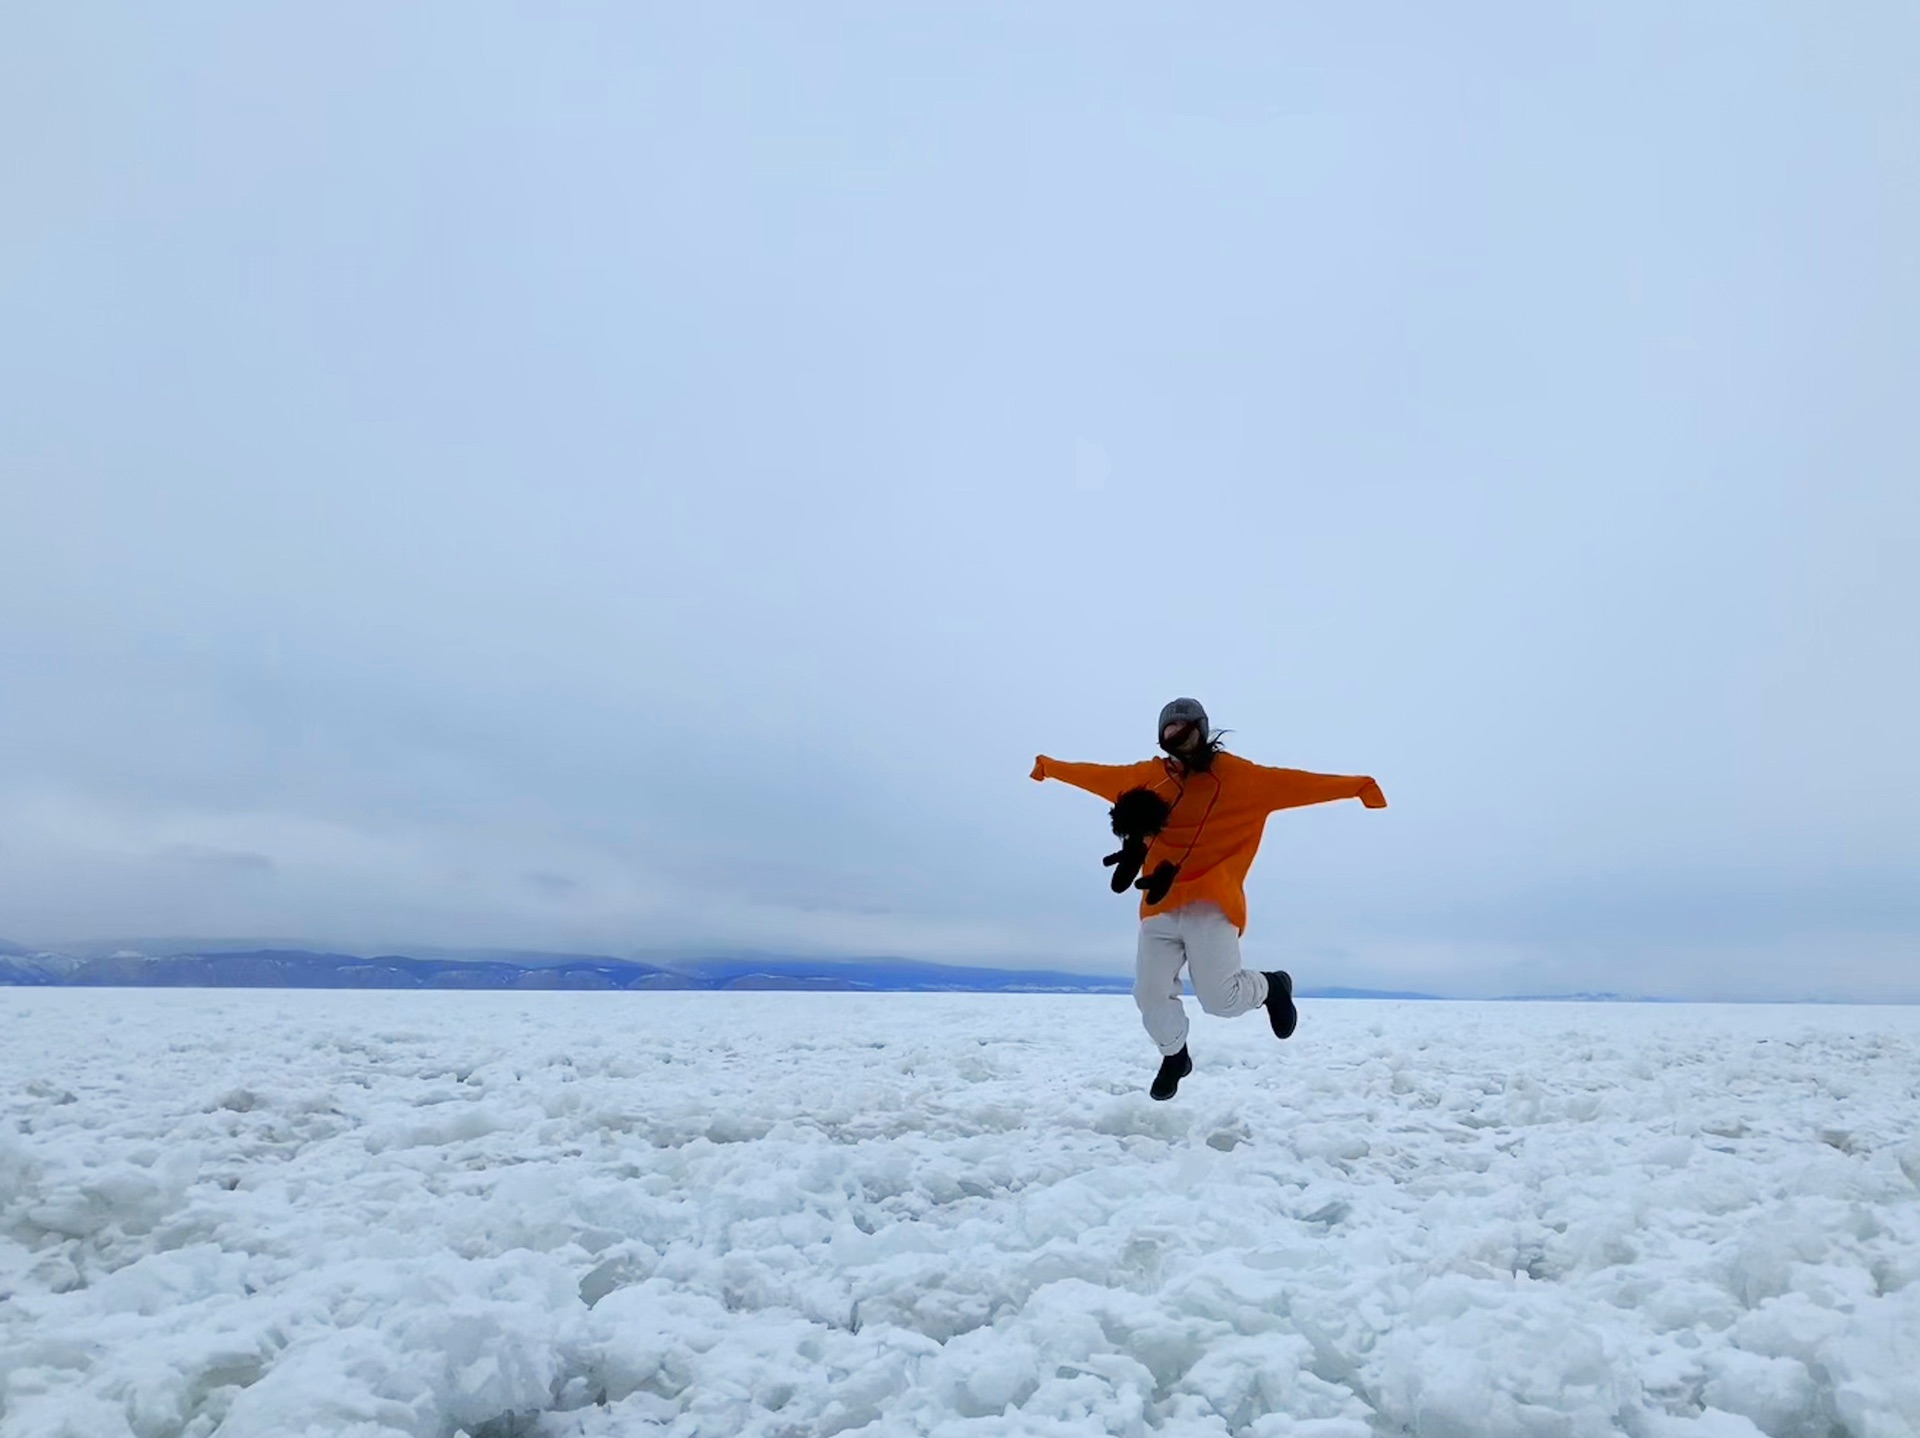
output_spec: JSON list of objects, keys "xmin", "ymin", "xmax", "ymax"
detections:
[{"xmin": 4, "ymin": 991, "xmax": 1919, "ymax": 1438}]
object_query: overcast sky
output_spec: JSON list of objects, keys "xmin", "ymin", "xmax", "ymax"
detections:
[{"xmin": 3, "ymin": 5, "xmax": 1916, "ymax": 999}]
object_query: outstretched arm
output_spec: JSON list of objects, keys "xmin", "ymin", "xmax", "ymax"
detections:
[
  {"xmin": 1245, "ymin": 761, "xmax": 1387, "ymax": 813},
  {"xmin": 1030, "ymin": 755, "xmax": 1165, "ymax": 803}
]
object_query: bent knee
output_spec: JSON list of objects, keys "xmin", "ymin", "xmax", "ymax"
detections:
[{"xmin": 1193, "ymin": 976, "xmax": 1254, "ymax": 1016}]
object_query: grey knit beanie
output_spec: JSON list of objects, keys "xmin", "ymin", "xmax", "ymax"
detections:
[{"xmin": 1157, "ymin": 697, "xmax": 1209, "ymax": 740}]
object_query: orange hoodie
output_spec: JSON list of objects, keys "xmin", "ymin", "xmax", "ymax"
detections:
[{"xmin": 1031, "ymin": 750, "xmax": 1385, "ymax": 933}]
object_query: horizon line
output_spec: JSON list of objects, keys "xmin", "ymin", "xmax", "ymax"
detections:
[{"xmin": 2, "ymin": 943, "xmax": 1915, "ymax": 1005}]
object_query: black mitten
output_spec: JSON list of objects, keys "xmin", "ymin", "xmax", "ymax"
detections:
[
  {"xmin": 1137, "ymin": 861, "xmax": 1180, "ymax": 904},
  {"xmin": 1103, "ymin": 838, "xmax": 1149, "ymax": 892}
]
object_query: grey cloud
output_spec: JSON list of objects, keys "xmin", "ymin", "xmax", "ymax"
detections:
[
  {"xmin": 522, "ymin": 872, "xmax": 581, "ymax": 901},
  {"xmin": 154, "ymin": 845, "xmax": 277, "ymax": 876},
  {"xmin": 1, "ymin": 6, "xmax": 1916, "ymax": 997},
  {"xmin": 1373, "ymin": 870, "xmax": 1920, "ymax": 949}
]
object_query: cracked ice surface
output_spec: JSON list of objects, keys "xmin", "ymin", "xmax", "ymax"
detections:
[{"xmin": 3, "ymin": 990, "xmax": 1919, "ymax": 1438}]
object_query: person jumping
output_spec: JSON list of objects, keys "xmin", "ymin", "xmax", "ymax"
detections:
[{"xmin": 1032, "ymin": 698, "xmax": 1386, "ymax": 1100}]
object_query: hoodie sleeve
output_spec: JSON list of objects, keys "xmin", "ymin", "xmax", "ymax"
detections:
[
  {"xmin": 1030, "ymin": 756, "xmax": 1165, "ymax": 803},
  {"xmin": 1244, "ymin": 762, "xmax": 1387, "ymax": 813}
]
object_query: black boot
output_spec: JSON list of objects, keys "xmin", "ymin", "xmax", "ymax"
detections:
[
  {"xmin": 1262, "ymin": 971, "xmax": 1298, "ymax": 1040},
  {"xmin": 1150, "ymin": 1045, "xmax": 1192, "ymax": 1101}
]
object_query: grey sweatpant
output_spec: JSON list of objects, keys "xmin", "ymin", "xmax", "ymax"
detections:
[{"xmin": 1133, "ymin": 901, "xmax": 1271, "ymax": 1055}]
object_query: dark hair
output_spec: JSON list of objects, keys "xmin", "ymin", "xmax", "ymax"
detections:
[{"xmin": 1182, "ymin": 729, "xmax": 1231, "ymax": 772}]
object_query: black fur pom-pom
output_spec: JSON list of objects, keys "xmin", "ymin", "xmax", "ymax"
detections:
[
  {"xmin": 1101, "ymin": 788, "xmax": 1171, "ymax": 895},
  {"xmin": 1109, "ymin": 788, "xmax": 1171, "ymax": 841}
]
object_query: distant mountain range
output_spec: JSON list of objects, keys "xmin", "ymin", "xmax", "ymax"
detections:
[
  {"xmin": 0, "ymin": 944, "xmax": 1145, "ymax": 994},
  {"xmin": 0, "ymin": 940, "xmax": 1462, "ymax": 998}
]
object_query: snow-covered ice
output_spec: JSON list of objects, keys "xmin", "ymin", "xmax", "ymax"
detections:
[{"xmin": 4, "ymin": 990, "xmax": 1919, "ymax": 1438}]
